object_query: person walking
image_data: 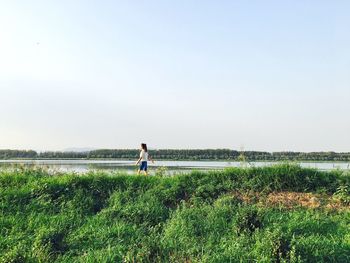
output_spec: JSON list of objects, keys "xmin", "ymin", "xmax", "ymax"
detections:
[{"xmin": 136, "ymin": 143, "xmax": 154, "ymax": 175}]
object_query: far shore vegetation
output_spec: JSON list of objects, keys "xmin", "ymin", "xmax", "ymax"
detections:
[{"xmin": 1, "ymin": 149, "xmax": 350, "ymax": 162}]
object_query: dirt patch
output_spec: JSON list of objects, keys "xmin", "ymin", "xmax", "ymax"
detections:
[
  {"xmin": 229, "ymin": 191, "xmax": 349, "ymax": 210},
  {"xmin": 263, "ymin": 192, "xmax": 349, "ymax": 210}
]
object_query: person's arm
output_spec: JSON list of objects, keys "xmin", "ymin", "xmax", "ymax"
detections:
[
  {"xmin": 136, "ymin": 156, "xmax": 142, "ymax": 165},
  {"xmin": 136, "ymin": 151, "xmax": 143, "ymax": 165},
  {"xmin": 148, "ymin": 155, "xmax": 155, "ymax": 164}
]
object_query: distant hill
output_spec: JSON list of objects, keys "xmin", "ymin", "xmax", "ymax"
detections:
[{"xmin": 63, "ymin": 147, "xmax": 96, "ymax": 152}]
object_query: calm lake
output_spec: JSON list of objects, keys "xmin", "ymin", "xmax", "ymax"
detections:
[{"xmin": 0, "ymin": 160, "xmax": 349, "ymax": 174}]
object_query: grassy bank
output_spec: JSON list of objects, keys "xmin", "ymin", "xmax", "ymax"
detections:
[{"xmin": 1, "ymin": 165, "xmax": 349, "ymax": 262}]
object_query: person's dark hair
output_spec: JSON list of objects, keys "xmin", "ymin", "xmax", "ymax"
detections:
[{"xmin": 141, "ymin": 143, "xmax": 148, "ymax": 152}]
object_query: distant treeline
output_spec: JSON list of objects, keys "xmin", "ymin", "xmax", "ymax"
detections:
[{"xmin": 0, "ymin": 149, "xmax": 350, "ymax": 161}]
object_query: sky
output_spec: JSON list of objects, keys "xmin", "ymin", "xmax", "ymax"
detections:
[{"xmin": 0, "ymin": 1, "xmax": 349, "ymax": 152}]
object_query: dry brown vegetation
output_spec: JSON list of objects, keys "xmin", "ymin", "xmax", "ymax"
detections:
[{"xmin": 231, "ymin": 191, "xmax": 350, "ymax": 210}]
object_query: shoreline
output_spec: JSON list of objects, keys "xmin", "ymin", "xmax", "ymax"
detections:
[{"xmin": 0, "ymin": 158, "xmax": 350, "ymax": 163}]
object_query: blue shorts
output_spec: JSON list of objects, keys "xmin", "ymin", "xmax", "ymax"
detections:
[{"xmin": 139, "ymin": 161, "xmax": 148, "ymax": 171}]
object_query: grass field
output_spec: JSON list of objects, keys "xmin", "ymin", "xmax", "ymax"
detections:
[{"xmin": 1, "ymin": 165, "xmax": 349, "ymax": 262}]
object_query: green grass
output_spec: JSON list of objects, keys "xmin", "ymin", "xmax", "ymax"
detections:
[{"xmin": 0, "ymin": 164, "xmax": 349, "ymax": 262}]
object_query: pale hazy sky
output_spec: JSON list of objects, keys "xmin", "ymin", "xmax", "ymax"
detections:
[{"xmin": 0, "ymin": 1, "xmax": 349, "ymax": 151}]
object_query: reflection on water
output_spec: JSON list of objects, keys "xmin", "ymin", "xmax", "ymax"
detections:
[{"xmin": 0, "ymin": 159, "xmax": 349, "ymax": 175}]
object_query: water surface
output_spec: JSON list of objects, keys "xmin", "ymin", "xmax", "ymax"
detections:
[{"xmin": 0, "ymin": 159, "xmax": 349, "ymax": 174}]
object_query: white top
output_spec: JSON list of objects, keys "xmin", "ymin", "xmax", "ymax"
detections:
[{"xmin": 140, "ymin": 150, "xmax": 148, "ymax": 162}]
